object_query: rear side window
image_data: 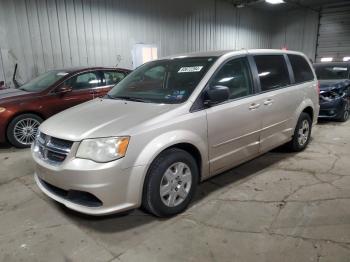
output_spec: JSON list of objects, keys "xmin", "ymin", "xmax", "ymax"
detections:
[
  {"xmin": 68, "ymin": 72, "xmax": 101, "ymax": 90},
  {"xmin": 103, "ymin": 71, "xmax": 126, "ymax": 85},
  {"xmin": 254, "ymin": 55, "xmax": 290, "ymax": 92},
  {"xmin": 288, "ymin": 54, "xmax": 314, "ymax": 83}
]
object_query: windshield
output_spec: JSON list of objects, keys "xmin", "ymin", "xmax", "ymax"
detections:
[
  {"xmin": 315, "ymin": 65, "xmax": 349, "ymax": 80},
  {"xmin": 19, "ymin": 70, "xmax": 69, "ymax": 92},
  {"xmin": 107, "ymin": 57, "xmax": 216, "ymax": 104}
]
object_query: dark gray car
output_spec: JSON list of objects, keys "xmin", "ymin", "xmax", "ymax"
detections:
[{"xmin": 314, "ymin": 62, "xmax": 350, "ymax": 122}]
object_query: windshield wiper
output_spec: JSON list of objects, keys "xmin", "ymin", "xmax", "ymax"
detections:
[{"xmin": 110, "ymin": 95, "xmax": 150, "ymax": 103}]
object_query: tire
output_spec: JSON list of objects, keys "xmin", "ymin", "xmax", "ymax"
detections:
[
  {"xmin": 7, "ymin": 113, "xmax": 43, "ymax": 148},
  {"xmin": 142, "ymin": 148, "xmax": 199, "ymax": 217},
  {"xmin": 287, "ymin": 112, "xmax": 312, "ymax": 152},
  {"xmin": 337, "ymin": 101, "xmax": 349, "ymax": 122}
]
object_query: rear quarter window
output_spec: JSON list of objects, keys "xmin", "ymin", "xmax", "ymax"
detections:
[
  {"xmin": 254, "ymin": 55, "xmax": 290, "ymax": 92},
  {"xmin": 288, "ymin": 54, "xmax": 314, "ymax": 83}
]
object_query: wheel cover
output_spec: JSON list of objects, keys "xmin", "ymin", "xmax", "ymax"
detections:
[
  {"xmin": 13, "ymin": 118, "xmax": 40, "ymax": 145},
  {"xmin": 297, "ymin": 119, "xmax": 310, "ymax": 146},
  {"xmin": 160, "ymin": 162, "xmax": 192, "ymax": 207}
]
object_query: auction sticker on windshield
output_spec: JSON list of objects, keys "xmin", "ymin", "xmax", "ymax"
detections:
[{"xmin": 178, "ymin": 66, "xmax": 203, "ymax": 73}]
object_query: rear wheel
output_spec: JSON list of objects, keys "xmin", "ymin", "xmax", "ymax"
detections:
[
  {"xmin": 7, "ymin": 114, "xmax": 43, "ymax": 148},
  {"xmin": 287, "ymin": 112, "xmax": 312, "ymax": 152},
  {"xmin": 142, "ymin": 148, "xmax": 198, "ymax": 217},
  {"xmin": 337, "ymin": 101, "xmax": 349, "ymax": 122}
]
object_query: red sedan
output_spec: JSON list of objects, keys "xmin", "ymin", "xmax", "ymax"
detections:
[{"xmin": 0, "ymin": 67, "xmax": 130, "ymax": 148}]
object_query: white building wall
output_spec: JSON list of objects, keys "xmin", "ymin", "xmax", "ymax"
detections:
[{"xmin": 0, "ymin": 0, "xmax": 273, "ymax": 86}]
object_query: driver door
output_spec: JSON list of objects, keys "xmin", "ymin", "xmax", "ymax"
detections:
[
  {"xmin": 47, "ymin": 71, "xmax": 101, "ymax": 115},
  {"xmin": 206, "ymin": 57, "xmax": 263, "ymax": 176}
]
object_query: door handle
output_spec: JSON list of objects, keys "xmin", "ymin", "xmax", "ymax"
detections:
[
  {"xmin": 249, "ymin": 103, "xmax": 260, "ymax": 110},
  {"xmin": 263, "ymin": 99, "xmax": 274, "ymax": 106}
]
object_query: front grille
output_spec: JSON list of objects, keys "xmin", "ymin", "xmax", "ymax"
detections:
[
  {"xmin": 47, "ymin": 150, "xmax": 67, "ymax": 162},
  {"xmin": 50, "ymin": 137, "xmax": 73, "ymax": 149},
  {"xmin": 39, "ymin": 132, "xmax": 46, "ymax": 140},
  {"xmin": 36, "ymin": 132, "xmax": 73, "ymax": 165}
]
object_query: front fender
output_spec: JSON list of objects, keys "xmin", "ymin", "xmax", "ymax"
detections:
[
  {"xmin": 134, "ymin": 129, "xmax": 209, "ymax": 179},
  {"xmin": 124, "ymin": 129, "xmax": 209, "ymax": 207}
]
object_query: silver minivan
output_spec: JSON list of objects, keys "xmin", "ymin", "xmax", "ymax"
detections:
[{"xmin": 32, "ymin": 49, "xmax": 319, "ymax": 217}]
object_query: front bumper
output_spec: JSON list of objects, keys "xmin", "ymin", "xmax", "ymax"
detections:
[
  {"xmin": 33, "ymin": 151, "xmax": 148, "ymax": 216},
  {"xmin": 318, "ymin": 98, "xmax": 346, "ymax": 119}
]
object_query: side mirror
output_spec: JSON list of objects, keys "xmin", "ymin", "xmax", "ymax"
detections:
[
  {"xmin": 56, "ymin": 85, "xmax": 72, "ymax": 95},
  {"xmin": 204, "ymin": 85, "xmax": 230, "ymax": 106}
]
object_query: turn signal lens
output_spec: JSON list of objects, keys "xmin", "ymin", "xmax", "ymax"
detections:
[
  {"xmin": 117, "ymin": 137, "xmax": 130, "ymax": 156},
  {"xmin": 0, "ymin": 107, "xmax": 6, "ymax": 113}
]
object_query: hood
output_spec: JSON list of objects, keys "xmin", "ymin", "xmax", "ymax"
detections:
[
  {"xmin": 40, "ymin": 98, "xmax": 178, "ymax": 141},
  {"xmin": 0, "ymin": 88, "xmax": 31, "ymax": 102},
  {"xmin": 319, "ymin": 79, "xmax": 350, "ymax": 92}
]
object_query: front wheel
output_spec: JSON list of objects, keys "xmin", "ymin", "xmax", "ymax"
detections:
[
  {"xmin": 337, "ymin": 101, "xmax": 349, "ymax": 122},
  {"xmin": 287, "ymin": 112, "xmax": 312, "ymax": 152},
  {"xmin": 7, "ymin": 113, "xmax": 43, "ymax": 148},
  {"xmin": 142, "ymin": 148, "xmax": 199, "ymax": 217}
]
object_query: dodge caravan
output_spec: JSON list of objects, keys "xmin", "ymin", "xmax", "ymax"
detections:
[{"xmin": 32, "ymin": 50, "xmax": 319, "ymax": 217}]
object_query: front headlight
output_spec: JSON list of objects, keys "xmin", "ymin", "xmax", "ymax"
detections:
[
  {"xmin": 76, "ymin": 136, "xmax": 130, "ymax": 163},
  {"xmin": 0, "ymin": 107, "xmax": 6, "ymax": 113},
  {"xmin": 32, "ymin": 130, "xmax": 41, "ymax": 152}
]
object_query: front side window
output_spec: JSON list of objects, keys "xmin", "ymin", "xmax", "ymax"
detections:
[
  {"xmin": 314, "ymin": 64, "xmax": 349, "ymax": 80},
  {"xmin": 19, "ymin": 70, "xmax": 69, "ymax": 92},
  {"xmin": 68, "ymin": 72, "xmax": 101, "ymax": 90},
  {"xmin": 211, "ymin": 57, "xmax": 253, "ymax": 100},
  {"xmin": 288, "ymin": 54, "xmax": 314, "ymax": 83},
  {"xmin": 254, "ymin": 55, "xmax": 290, "ymax": 92},
  {"xmin": 108, "ymin": 57, "xmax": 216, "ymax": 104},
  {"xmin": 103, "ymin": 71, "xmax": 126, "ymax": 85}
]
